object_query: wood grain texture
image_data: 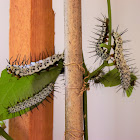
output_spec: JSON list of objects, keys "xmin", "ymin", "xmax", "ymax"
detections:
[
  {"xmin": 9, "ymin": 0, "xmax": 54, "ymax": 140},
  {"xmin": 64, "ymin": 0, "xmax": 83, "ymax": 139}
]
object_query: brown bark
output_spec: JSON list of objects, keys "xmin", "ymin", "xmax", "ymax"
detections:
[
  {"xmin": 9, "ymin": 0, "xmax": 54, "ymax": 140},
  {"xmin": 64, "ymin": 0, "xmax": 83, "ymax": 139}
]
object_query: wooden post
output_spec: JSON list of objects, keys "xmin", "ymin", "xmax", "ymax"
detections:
[
  {"xmin": 64, "ymin": 0, "xmax": 83, "ymax": 139},
  {"xmin": 9, "ymin": 1, "xmax": 54, "ymax": 140}
]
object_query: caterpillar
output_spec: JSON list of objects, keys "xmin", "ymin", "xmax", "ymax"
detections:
[
  {"xmin": 6, "ymin": 53, "xmax": 64, "ymax": 78},
  {"xmin": 112, "ymin": 31, "xmax": 131, "ymax": 91},
  {"xmin": 90, "ymin": 70, "xmax": 106, "ymax": 84},
  {"xmin": 7, "ymin": 83, "xmax": 54, "ymax": 114},
  {"xmin": 94, "ymin": 71, "xmax": 105, "ymax": 83},
  {"xmin": 90, "ymin": 16, "xmax": 110, "ymax": 61}
]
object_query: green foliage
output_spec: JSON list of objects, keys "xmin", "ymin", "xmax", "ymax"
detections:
[
  {"xmin": 130, "ymin": 73, "xmax": 137, "ymax": 84},
  {"xmin": 99, "ymin": 68, "xmax": 138, "ymax": 97},
  {"xmin": 0, "ymin": 121, "xmax": 6, "ymax": 129},
  {"xmin": 0, "ymin": 61, "xmax": 63, "ymax": 121},
  {"xmin": 100, "ymin": 43, "xmax": 110, "ymax": 50},
  {"xmin": 100, "ymin": 68, "xmax": 121, "ymax": 87},
  {"xmin": 126, "ymin": 86, "xmax": 133, "ymax": 97},
  {"xmin": 126, "ymin": 73, "xmax": 137, "ymax": 97}
]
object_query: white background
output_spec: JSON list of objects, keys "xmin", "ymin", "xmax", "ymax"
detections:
[{"xmin": 0, "ymin": 0, "xmax": 140, "ymax": 140}]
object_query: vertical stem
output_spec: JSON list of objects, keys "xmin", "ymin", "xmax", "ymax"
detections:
[
  {"xmin": 83, "ymin": 56, "xmax": 89, "ymax": 140},
  {"xmin": 83, "ymin": 91, "xmax": 88, "ymax": 140},
  {"xmin": 65, "ymin": 0, "xmax": 83, "ymax": 139},
  {"xmin": 107, "ymin": 0, "xmax": 112, "ymax": 53}
]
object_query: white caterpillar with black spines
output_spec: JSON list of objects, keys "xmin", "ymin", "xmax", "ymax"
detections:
[
  {"xmin": 93, "ymin": 16, "xmax": 110, "ymax": 61},
  {"xmin": 6, "ymin": 53, "xmax": 64, "ymax": 77},
  {"xmin": 112, "ymin": 32, "xmax": 131, "ymax": 91},
  {"xmin": 8, "ymin": 83, "xmax": 54, "ymax": 113}
]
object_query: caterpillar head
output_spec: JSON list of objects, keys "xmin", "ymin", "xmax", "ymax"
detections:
[
  {"xmin": 62, "ymin": 53, "xmax": 65, "ymax": 59},
  {"xmin": 51, "ymin": 54, "xmax": 58, "ymax": 62},
  {"xmin": 91, "ymin": 70, "xmax": 105, "ymax": 84},
  {"xmin": 57, "ymin": 54, "xmax": 64, "ymax": 60},
  {"xmin": 6, "ymin": 65, "xmax": 11, "ymax": 71},
  {"xmin": 112, "ymin": 32, "xmax": 120, "ymax": 39},
  {"xmin": 6, "ymin": 65, "xmax": 14, "ymax": 73}
]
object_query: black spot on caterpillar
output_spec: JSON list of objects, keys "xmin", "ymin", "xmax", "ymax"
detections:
[
  {"xmin": 89, "ymin": 15, "xmax": 110, "ymax": 62},
  {"xmin": 7, "ymin": 83, "xmax": 54, "ymax": 114},
  {"xmin": 6, "ymin": 53, "xmax": 64, "ymax": 78},
  {"xmin": 112, "ymin": 31, "xmax": 131, "ymax": 91}
]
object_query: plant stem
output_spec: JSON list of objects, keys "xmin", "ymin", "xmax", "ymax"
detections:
[
  {"xmin": 82, "ymin": 55, "xmax": 89, "ymax": 140},
  {"xmin": 82, "ymin": 1, "xmax": 112, "ymax": 139},
  {"xmin": 107, "ymin": 0, "xmax": 112, "ymax": 53},
  {"xmin": 82, "ymin": 55, "xmax": 89, "ymax": 77},
  {"xmin": 107, "ymin": 62, "xmax": 115, "ymax": 66},
  {"xmin": 82, "ymin": 60, "xmax": 114, "ymax": 140},
  {"xmin": 89, "ymin": 61, "xmax": 108, "ymax": 80},
  {"xmin": 83, "ymin": 90, "xmax": 88, "ymax": 140},
  {"xmin": 100, "ymin": 43, "xmax": 110, "ymax": 50},
  {"xmin": 0, "ymin": 127, "xmax": 13, "ymax": 140},
  {"xmin": 88, "ymin": 0, "xmax": 112, "ymax": 80}
]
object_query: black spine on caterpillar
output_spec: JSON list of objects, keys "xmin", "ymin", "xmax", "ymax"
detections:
[
  {"xmin": 6, "ymin": 53, "xmax": 64, "ymax": 77},
  {"xmin": 8, "ymin": 83, "xmax": 54, "ymax": 114},
  {"xmin": 93, "ymin": 17, "xmax": 110, "ymax": 61},
  {"xmin": 112, "ymin": 31, "xmax": 131, "ymax": 91}
]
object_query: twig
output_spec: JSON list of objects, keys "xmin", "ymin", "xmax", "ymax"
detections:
[
  {"xmin": 0, "ymin": 127, "xmax": 13, "ymax": 140},
  {"xmin": 107, "ymin": 0, "xmax": 112, "ymax": 53}
]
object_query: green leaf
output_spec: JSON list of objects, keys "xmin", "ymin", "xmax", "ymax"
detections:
[
  {"xmin": 0, "ymin": 121, "xmax": 6, "ymax": 129},
  {"xmin": 100, "ymin": 68, "xmax": 138, "ymax": 97},
  {"xmin": 100, "ymin": 43, "xmax": 110, "ymax": 49},
  {"xmin": 126, "ymin": 86, "xmax": 133, "ymax": 97},
  {"xmin": 0, "ymin": 61, "xmax": 63, "ymax": 121},
  {"xmin": 126, "ymin": 73, "xmax": 137, "ymax": 97},
  {"xmin": 100, "ymin": 68, "xmax": 121, "ymax": 87}
]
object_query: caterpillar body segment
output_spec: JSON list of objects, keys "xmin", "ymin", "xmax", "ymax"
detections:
[
  {"xmin": 6, "ymin": 53, "xmax": 64, "ymax": 77},
  {"xmin": 8, "ymin": 83, "xmax": 54, "ymax": 114}
]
